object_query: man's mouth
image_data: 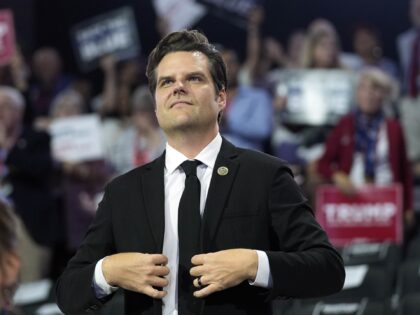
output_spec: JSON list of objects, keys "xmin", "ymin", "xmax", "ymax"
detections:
[{"xmin": 170, "ymin": 101, "xmax": 192, "ymax": 108}]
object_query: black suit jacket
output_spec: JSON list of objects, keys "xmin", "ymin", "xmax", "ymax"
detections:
[{"xmin": 56, "ymin": 139, "xmax": 344, "ymax": 315}]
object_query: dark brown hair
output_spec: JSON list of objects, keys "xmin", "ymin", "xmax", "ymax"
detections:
[{"xmin": 146, "ymin": 30, "xmax": 227, "ymax": 95}]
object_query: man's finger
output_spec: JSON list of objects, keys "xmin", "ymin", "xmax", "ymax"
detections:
[
  {"xmin": 149, "ymin": 254, "xmax": 168, "ymax": 265},
  {"xmin": 193, "ymin": 275, "xmax": 207, "ymax": 288},
  {"xmin": 191, "ymin": 254, "xmax": 206, "ymax": 265},
  {"xmin": 153, "ymin": 265, "xmax": 170, "ymax": 276},
  {"xmin": 193, "ymin": 283, "xmax": 218, "ymax": 298},
  {"xmin": 189, "ymin": 265, "xmax": 205, "ymax": 277},
  {"xmin": 143, "ymin": 286, "xmax": 167, "ymax": 299},
  {"xmin": 149, "ymin": 275, "xmax": 169, "ymax": 288}
]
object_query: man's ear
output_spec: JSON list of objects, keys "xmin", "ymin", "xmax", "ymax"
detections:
[{"xmin": 217, "ymin": 88, "xmax": 227, "ymax": 111}]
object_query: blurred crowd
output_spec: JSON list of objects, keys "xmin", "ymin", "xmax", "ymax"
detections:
[{"xmin": 1, "ymin": 0, "xmax": 420, "ymax": 307}]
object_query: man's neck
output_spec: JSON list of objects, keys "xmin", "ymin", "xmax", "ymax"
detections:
[{"xmin": 166, "ymin": 128, "xmax": 219, "ymax": 159}]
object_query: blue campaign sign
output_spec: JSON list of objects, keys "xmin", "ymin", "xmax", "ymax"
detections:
[{"xmin": 71, "ymin": 7, "xmax": 140, "ymax": 72}]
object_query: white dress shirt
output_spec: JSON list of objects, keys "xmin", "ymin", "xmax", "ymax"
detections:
[{"xmin": 93, "ymin": 133, "xmax": 272, "ymax": 314}]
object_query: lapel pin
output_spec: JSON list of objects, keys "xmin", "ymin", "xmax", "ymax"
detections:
[{"xmin": 217, "ymin": 166, "xmax": 229, "ymax": 176}]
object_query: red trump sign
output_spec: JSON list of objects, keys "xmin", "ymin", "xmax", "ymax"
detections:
[
  {"xmin": 0, "ymin": 10, "xmax": 16, "ymax": 66},
  {"xmin": 315, "ymin": 185, "xmax": 403, "ymax": 246}
]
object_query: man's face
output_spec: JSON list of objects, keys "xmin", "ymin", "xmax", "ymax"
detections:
[{"xmin": 154, "ymin": 51, "xmax": 226, "ymax": 136}]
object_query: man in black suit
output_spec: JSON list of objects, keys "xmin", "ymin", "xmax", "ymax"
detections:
[{"xmin": 56, "ymin": 30, "xmax": 344, "ymax": 315}]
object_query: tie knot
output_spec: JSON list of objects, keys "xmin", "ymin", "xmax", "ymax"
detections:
[{"xmin": 180, "ymin": 160, "xmax": 201, "ymax": 176}]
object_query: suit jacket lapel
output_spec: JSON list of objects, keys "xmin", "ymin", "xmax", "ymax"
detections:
[
  {"xmin": 141, "ymin": 152, "xmax": 166, "ymax": 252},
  {"xmin": 202, "ymin": 139, "xmax": 239, "ymax": 252}
]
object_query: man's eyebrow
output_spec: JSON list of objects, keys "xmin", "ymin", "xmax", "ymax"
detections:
[
  {"xmin": 157, "ymin": 75, "xmax": 173, "ymax": 84},
  {"xmin": 187, "ymin": 71, "xmax": 205, "ymax": 77},
  {"xmin": 158, "ymin": 71, "xmax": 206, "ymax": 84}
]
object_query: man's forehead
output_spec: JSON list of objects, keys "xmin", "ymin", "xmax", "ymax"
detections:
[{"xmin": 157, "ymin": 51, "xmax": 209, "ymax": 73}]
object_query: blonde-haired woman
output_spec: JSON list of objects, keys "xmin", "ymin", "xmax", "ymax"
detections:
[{"xmin": 301, "ymin": 19, "xmax": 343, "ymax": 69}]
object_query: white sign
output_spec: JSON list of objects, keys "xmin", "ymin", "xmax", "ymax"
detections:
[
  {"xmin": 50, "ymin": 114, "xmax": 104, "ymax": 163},
  {"xmin": 14, "ymin": 279, "xmax": 52, "ymax": 305},
  {"xmin": 271, "ymin": 69, "xmax": 356, "ymax": 125},
  {"xmin": 153, "ymin": 0, "xmax": 206, "ymax": 33}
]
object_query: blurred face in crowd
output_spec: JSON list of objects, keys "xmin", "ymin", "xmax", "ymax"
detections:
[
  {"xmin": 356, "ymin": 76, "xmax": 387, "ymax": 115},
  {"xmin": 312, "ymin": 34, "xmax": 338, "ymax": 68},
  {"xmin": 52, "ymin": 102, "xmax": 81, "ymax": 119},
  {"xmin": 354, "ymin": 28, "xmax": 381, "ymax": 60},
  {"xmin": 287, "ymin": 31, "xmax": 306, "ymax": 65},
  {"xmin": 0, "ymin": 94, "xmax": 22, "ymax": 133},
  {"xmin": 51, "ymin": 92, "xmax": 84, "ymax": 119},
  {"xmin": 221, "ymin": 50, "xmax": 240, "ymax": 89},
  {"xmin": 33, "ymin": 48, "xmax": 62, "ymax": 84},
  {"xmin": 154, "ymin": 51, "xmax": 225, "ymax": 137},
  {"xmin": 411, "ymin": 0, "xmax": 420, "ymax": 27}
]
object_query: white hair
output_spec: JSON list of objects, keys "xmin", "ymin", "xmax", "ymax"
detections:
[
  {"xmin": 0, "ymin": 86, "xmax": 25, "ymax": 110},
  {"xmin": 358, "ymin": 67, "xmax": 400, "ymax": 102},
  {"xmin": 50, "ymin": 89, "xmax": 84, "ymax": 117}
]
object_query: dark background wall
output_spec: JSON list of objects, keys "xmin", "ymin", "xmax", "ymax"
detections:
[{"xmin": 0, "ymin": 0, "xmax": 413, "ymax": 74}]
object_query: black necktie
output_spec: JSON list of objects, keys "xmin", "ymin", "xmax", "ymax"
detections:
[{"xmin": 178, "ymin": 160, "xmax": 202, "ymax": 314}]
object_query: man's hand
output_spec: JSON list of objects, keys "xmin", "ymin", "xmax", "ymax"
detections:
[
  {"xmin": 102, "ymin": 253, "xmax": 169, "ymax": 299},
  {"xmin": 332, "ymin": 171, "xmax": 357, "ymax": 196},
  {"xmin": 190, "ymin": 249, "xmax": 258, "ymax": 298}
]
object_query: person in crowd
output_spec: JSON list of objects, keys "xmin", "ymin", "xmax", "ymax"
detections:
[
  {"xmin": 0, "ymin": 199, "xmax": 20, "ymax": 315},
  {"xmin": 0, "ymin": 49, "xmax": 28, "ymax": 92},
  {"xmin": 29, "ymin": 47, "xmax": 72, "ymax": 120},
  {"xmin": 397, "ymin": 0, "xmax": 420, "ymax": 180},
  {"xmin": 306, "ymin": 18, "xmax": 360, "ymax": 69},
  {"xmin": 107, "ymin": 85, "xmax": 166, "ymax": 175},
  {"xmin": 316, "ymin": 68, "xmax": 414, "ymax": 227},
  {"xmin": 49, "ymin": 89, "xmax": 114, "ymax": 254},
  {"xmin": 397, "ymin": 0, "xmax": 420, "ymax": 96},
  {"xmin": 272, "ymin": 19, "xmax": 346, "ymax": 193},
  {"xmin": 93, "ymin": 55, "xmax": 145, "ymax": 119},
  {"xmin": 56, "ymin": 29, "xmax": 344, "ymax": 315},
  {"xmin": 0, "ymin": 49, "xmax": 33, "ymax": 126},
  {"xmin": 350, "ymin": 24, "xmax": 399, "ymax": 79},
  {"xmin": 284, "ymin": 30, "xmax": 306, "ymax": 69},
  {"xmin": 238, "ymin": 6, "xmax": 284, "ymax": 88},
  {"xmin": 220, "ymin": 48, "xmax": 273, "ymax": 151},
  {"xmin": 301, "ymin": 25, "xmax": 342, "ymax": 69},
  {"xmin": 0, "ymin": 86, "xmax": 55, "ymax": 282}
]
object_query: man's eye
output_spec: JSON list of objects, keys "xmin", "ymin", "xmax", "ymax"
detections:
[
  {"xmin": 161, "ymin": 79, "xmax": 173, "ymax": 86},
  {"xmin": 188, "ymin": 76, "xmax": 202, "ymax": 82}
]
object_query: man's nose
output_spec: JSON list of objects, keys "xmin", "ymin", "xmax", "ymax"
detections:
[{"xmin": 173, "ymin": 80, "xmax": 187, "ymax": 95}]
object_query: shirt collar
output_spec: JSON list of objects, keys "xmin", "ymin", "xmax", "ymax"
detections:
[{"xmin": 165, "ymin": 133, "xmax": 222, "ymax": 174}]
